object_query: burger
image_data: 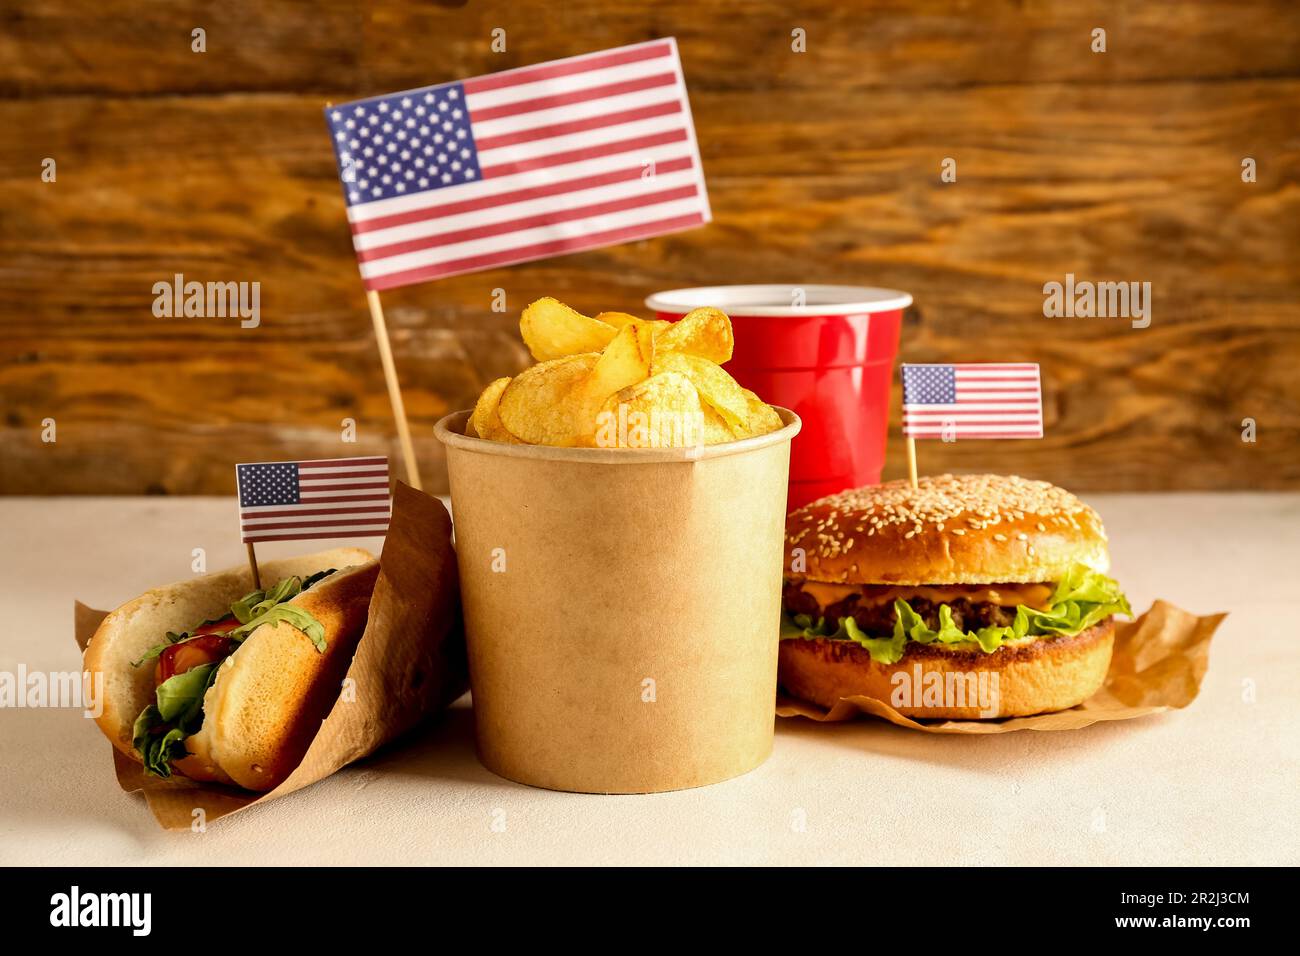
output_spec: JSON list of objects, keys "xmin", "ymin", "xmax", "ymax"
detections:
[{"xmin": 780, "ymin": 474, "xmax": 1130, "ymax": 719}]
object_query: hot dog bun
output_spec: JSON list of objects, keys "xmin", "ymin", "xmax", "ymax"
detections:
[{"xmin": 84, "ymin": 548, "xmax": 377, "ymax": 791}]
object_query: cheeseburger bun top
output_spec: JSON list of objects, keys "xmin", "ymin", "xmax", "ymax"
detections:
[{"xmin": 785, "ymin": 474, "xmax": 1109, "ymax": 586}]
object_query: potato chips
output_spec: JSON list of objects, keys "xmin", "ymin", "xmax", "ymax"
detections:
[{"xmin": 466, "ymin": 298, "xmax": 783, "ymax": 448}]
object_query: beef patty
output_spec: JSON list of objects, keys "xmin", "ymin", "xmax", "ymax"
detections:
[{"xmin": 783, "ymin": 581, "xmax": 1022, "ymax": 635}]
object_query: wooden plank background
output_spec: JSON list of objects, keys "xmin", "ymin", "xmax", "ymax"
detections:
[{"xmin": 2, "ymin": 0, "xmax": 1298, "ymax": 494}]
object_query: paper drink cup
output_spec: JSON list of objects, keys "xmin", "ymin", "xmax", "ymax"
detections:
[
  {"xmin": 646, "ymin": 285, "xmax": 911, "ymax": 510},
  {"xmin": 435, "ymin": 408, "xmax": 801, "ymax": 793}
]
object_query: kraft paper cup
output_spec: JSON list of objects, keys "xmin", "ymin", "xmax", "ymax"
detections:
[{"xmin": 435, "ymin": 407, "xmax": 801, "ymax": 793}]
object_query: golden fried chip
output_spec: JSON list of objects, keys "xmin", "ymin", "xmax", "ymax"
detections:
[
  {"xmin": 653, "ymin": 307, "xmax": 734, "ymax": 364},
  {"xmin": 520, "ymin": 297, "xmax": 617, "ymax": 361},
  {"xmin": 595, "ymin": 372, "xmax": 705, "ymax": 448},
  {"xmin": 596, "ymin": 311, "xmax": 672, "ymax": 335},
  {"xmin": 469, "ymin": 376, "xmax": 508, "ymax": 437},
  {"xmin": 593, "ymin": 310, "xmax": 639, "ymax": 327},
  {"xmin": 582, "ymin": 321, "xmax": 656, "ymax": 414},
  {"xmin": 732, "ymin": 388, "xmax": 784, "ymax": 438},
  {"xmin": 468, "ymin": 376, "xmax": 525, "ymax": 443},
  {"xmin": 494, "ymin": 297, "xmax": 776, "ymax": 448},
  {"xmin": 650, "ymin": 351, "xmax": 748, "ymax": 429},
  {"xmin": 497, "ymin": 353, "xmax": 599, "ymax": 445},
  {"xmin": 701, "ymin": 405, "xmax": 738, "ymax": 444}
]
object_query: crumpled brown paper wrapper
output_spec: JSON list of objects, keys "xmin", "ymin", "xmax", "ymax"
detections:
[
  {"xmin": 73, "ymin": 482, "xmax": 467, "ymax": 828},
  {"xmin": 776, "ymin": 600, "xmax": 1225, "ymax": 733}
]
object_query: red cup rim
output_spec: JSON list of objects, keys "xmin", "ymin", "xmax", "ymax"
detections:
[{"xmin": 645, "ymin": 284, "xmax": 912, "ymax": 317}]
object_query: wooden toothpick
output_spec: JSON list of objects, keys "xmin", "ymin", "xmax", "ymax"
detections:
[
  {"xmin": 365, "ymin": 290, "xmax": 423, "ymax": 490},
  {"xmin": 246, "ymin": 541, "xmax": 262, "ymax": 590}
]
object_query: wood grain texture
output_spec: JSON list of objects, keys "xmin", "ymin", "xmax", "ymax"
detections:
[{"xmin": 2, "ymin": 0, "xmax": 1298, "ymax": 494}]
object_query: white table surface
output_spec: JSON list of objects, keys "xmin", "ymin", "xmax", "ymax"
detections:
[{"xmin": 1, "ymin": 494, "xmax": 1296, "ymax": 866}]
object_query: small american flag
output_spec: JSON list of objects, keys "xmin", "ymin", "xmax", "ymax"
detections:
[
  {"xmin": 901, "ymin": 364, "xmax": 1044, "ymax": 439},
  {"xmin": 324, "ymin": 39, "xmax": 711, "ymax": 290},
  {"xmin": 236, "ymin": 457, "xmax": 391, "ymax": 543}
]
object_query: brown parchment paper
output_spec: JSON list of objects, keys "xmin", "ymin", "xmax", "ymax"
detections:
[
  {"xmin": 776, "ymin": 600, "xmax": 1225, "ymax": 733},
  {"xmin": 73, "ymin": 482, "xmax": 468, "ymax": 829}
]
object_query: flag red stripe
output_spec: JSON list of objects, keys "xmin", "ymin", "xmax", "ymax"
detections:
[
  {"xmin": 473, "ymin": 100, "xmax": 682, "ymax": 151},
  {"xmin": 462, "ymin": 42, "xmax": 672, "ymax": 95},
  {"xmin": 904, "ymin": 426, "xmax": 1045, "ymax": 434},
  {"xmin": 480, "ymin": 129, "xmax": 687, "ymax": 180},
  {"xmin": 952, "ymin": 364, "xmax": 1039, "ymax": 371},
  {"xmin": 299, "ymin": 470, "xmax": 389, "ymax": 480},
  {"xmin": 909, "ymin": 408, "xmax": 1040, "ymax": 416},
  {"xmin": 904, "ymin": 400, "xmax": 1034, "ymax": 408},
  {"xmin": 364, "ymin": 212, "xmax": 705, "ymax": 289},
  {"xmin": 903, "ymin": 419, "xmax": 1042, "ymax": 425},
  {"xmin": 241, "ymin": 517, "xmax": 393, "ymax": 531},
  {"xmin": 296, "ymin": 457, "xmax": 388, "ymax": 469},
  {"xmin": 469, "ymin": 72, "xmax": 677, "ymax": 123},
  {"xmin": 278, "ymin": 494, "xmax": 392, "ymax": 504},
  {"xmin": 243, "ymin": 529, "xmax": 389, "ymax": 543},
  {"xmin": 904, "ymin": 425, "xmax": 1043, "ymax": 431},
  {"xmin": 904, "ymin": 432, "xmax": 1043, "ymax": 439},
  {"xmin": 240, "ymin": 506, "xmax": 392, "ymax": 520},
  {"xmin": 349, "ymin": 156, "xmax": 694, "ymax": 235},
  {"xmin": 903, "ymin": 411, "xmax": 1041, "ymax": 417},
  {"xmin": 297, "ymin": 481, "xmax": 390, "ymax": 492},
  {"xmin": 356, "ymin": 184, "xmax": 698, "ymax": 262}
]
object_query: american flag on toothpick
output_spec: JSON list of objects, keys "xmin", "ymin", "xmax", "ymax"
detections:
[
  {"xmin": 902, "ymin": 364, "xmax": 1044, "ymax": 439},
  {"xmin": 323, "ymin": 39, "xmax": 710, "ymax": 290},
  {"xmin": 236, "ymin": 457, "xmax": 391, "ymax": 543}
]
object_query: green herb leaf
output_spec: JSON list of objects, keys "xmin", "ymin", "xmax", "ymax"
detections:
[{"xmin": 302, "ymin": 569, "xmax": 334, "ymax": 590}]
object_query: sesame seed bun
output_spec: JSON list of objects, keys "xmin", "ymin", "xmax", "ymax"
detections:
[
  {"xmin": 779, "ymin": 618, "xmax": 1115, "ymax": 718},
  {"xmin": 785, "ymin": 474, "xmax": 1110, "ymax": 586}
]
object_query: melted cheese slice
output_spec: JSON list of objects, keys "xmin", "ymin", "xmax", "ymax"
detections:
[{"xmin": 796, "ymin": 580, "xmax": 1054, "ymax": 610}]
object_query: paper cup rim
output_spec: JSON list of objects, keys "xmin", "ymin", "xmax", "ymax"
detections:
[
  {"xmin": 645, "ymin": 284, "xmax": 913, "ymax": 317},
  {"xmin": 435, "ymin": 406, "xmax": 801, "ymax": 463}
]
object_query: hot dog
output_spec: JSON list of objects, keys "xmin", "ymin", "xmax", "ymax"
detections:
[{"xmin": 84, "ymin": 548, "xmax": 379, "ymax": 791}]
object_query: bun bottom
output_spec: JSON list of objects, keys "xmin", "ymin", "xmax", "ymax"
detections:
[{"xmin": 778, "ymin": 618, "xmax": 1115, "ymax": 719}]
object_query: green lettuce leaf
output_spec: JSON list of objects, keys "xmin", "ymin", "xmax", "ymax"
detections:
[
  {"xmin": 225, "ymin": 603, "xmax": 327, "ymax": 651},
  {"xmin": 781, "ymin": 564, "xmax": 1130, "ymax": 666},
  {"xmin": 132, "ymin": 710, "xmax": 189, "ymax": 779},
  {"xmin": 154, "ymin": 662, "xmax": 218, "ymax": 723},
  {"xmin": 231, "ymin": 574, "xmax": 304, "ymax": 624},
  {"xmin": 131, "ymin": 663, "xmax": 221, "ymax": 778},
  {"xmin": 781, "ymin": 612, "xmax": 910, "ymax": 662}
]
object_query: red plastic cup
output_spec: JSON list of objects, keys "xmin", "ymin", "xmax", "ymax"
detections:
[{"xmin": 646, "ymin": 285, "xmax": 911, "ymax": 510}]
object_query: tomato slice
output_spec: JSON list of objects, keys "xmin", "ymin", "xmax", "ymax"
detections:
[
  {"xmin": 157, "ymin": 631, "xmax": 237, "ymax": 684},
  {"xmin": 191, "ymin": 614, "xmax": 238, "ymax": 637}
]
